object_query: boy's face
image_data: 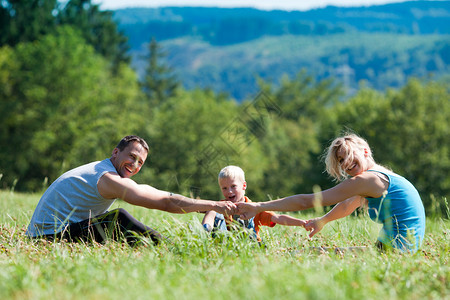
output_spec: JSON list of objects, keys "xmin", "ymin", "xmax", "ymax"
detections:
[{"xmin": 219, "ymin": 177, "xmax": 246, "ymax": 203}]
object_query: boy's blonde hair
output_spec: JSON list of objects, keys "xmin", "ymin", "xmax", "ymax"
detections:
[
  {"xmin": 324, "ymin": 133, "xmax": 374, "ymax": 181},
  {"xmin": 218, "ymin": 165, "xmax": 246, "ymax": 183}
]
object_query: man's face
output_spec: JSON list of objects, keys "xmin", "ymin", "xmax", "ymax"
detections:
[
  {"xmin": 218, "ymin": 177, "xmax": 246, "ymax": 203},
  {"xmin": 111, "ymin": 141, "xmax": 148, "ymax": 178}
]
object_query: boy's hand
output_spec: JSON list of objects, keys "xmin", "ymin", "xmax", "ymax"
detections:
[
  {"xmin": 271, "ymin": 214, "xmax": 307, "ymax": 227},
  {"xmin": 304, "ymin": 218, "xmax": 326, "ymax": 238},
  {"xmin": 236, "ymin": 202, "xmax": 258, "ymax": 220}
]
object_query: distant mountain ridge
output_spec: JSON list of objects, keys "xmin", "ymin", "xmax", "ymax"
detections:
[
  {"xmin": 112, "ymin": 1, "xmax": 450, "ymax": 100},
  {"xmin": 114, "ymin": 1, "xmax": 450, "ymax": 49}
]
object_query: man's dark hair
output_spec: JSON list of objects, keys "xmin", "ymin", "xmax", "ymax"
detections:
[{"xmin": 116, "ymin": 135, "xmax": 149, "ymax": 152}]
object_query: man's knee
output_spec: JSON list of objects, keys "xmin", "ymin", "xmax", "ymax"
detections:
[{"xmin": 112, "ymin": 208, "xmax": 133, "ymax": 220}]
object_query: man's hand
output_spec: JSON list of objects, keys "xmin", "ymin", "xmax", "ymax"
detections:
[
  {"xmin": 304, "ymin": 217, "xmax": 326, "ymax": 238},
  {"xmin": 236, "ymin": 202, "xmax": 258, "ymax": 220},
  {"xmin": 215, "ymin": 201, "xmax": 237, "ymax": 216}
]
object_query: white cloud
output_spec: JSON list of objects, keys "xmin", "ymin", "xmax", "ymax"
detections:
[{"xmin": 93, "ymin": 0, "xmax": 409, "ymax": 11}]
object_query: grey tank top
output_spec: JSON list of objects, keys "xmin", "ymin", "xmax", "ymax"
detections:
[{"xmin": 26, "ymin": 159, "xmax": 117, "ymax": 237}]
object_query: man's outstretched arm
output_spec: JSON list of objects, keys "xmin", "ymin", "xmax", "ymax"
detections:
[{"xmin": 98, "ymin": 172, "xmax": 236, "ymax": 215}]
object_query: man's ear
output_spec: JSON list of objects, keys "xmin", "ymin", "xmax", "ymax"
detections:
[
  {"xmin": 243, "ymin": 181, "xmax": 247, "ymax": 190},
  {"xmin": 111, "ymin": 148, "xmax": 119, "ymax": 158}
]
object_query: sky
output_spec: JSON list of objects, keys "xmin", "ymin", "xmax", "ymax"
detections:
[{"xmin": 93, "ymin": 0, "xmax": 412, "ymax": 11}]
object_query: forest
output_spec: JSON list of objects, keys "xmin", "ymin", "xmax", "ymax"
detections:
[{"xmin": 0, "ymin": 0, "xmax": 449, "ymax": 213}]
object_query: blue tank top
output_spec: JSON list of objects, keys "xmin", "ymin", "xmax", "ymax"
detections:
[
  {"xmin": 367, "ymin": 170, "xmax": 426, "ymax": 252},
  {"xmin": 26, "ymin": 159, "xmax": 117, "ymax": 237}
]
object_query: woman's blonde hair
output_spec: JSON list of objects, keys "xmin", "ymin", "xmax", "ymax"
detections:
[
  {"xmin": 324, "ymin": 133, "xmax": 374, "ymax": 181},
  {"xmin": 218, "ymin": 165, "xmax": 246, "ymax": 183}
]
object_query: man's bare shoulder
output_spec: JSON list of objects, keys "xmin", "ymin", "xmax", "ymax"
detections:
[
  {"xmin": 100, "ymin": 171, "xmax": 119, "ymax": 181},
  {"xmin": 98, "ymin": 171, "xmax": 137, "ymax": 199}
]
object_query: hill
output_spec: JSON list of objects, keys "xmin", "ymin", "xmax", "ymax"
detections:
[{"xmin": 113, "ymin": 1, "xmax": 450, "ymax": 100}]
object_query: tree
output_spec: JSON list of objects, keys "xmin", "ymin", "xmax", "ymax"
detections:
[
  {"xmin": 57, "ymin": 0, "xmax": 130, "ymax": 69},
  {"xmin": 0, "ymin": 0, "xmax": 58, "ymax": 46},
  {"xmin": 138, "ymin": 89, "xmax": 267, "ymax": 200},
  {"xmin": 383, "ymin": 79, "xmax": 450, "ymax": 202},
  {"xmin": 257, "ymin": 117, "xmax": 319, "ymax": 199},
  {"xmin": 255, "ymin": 71, "xmax": 344, "ymax": 196},
  {"xmin": 333, "ymin": 79, "xmax": 450, "ymax": 207},
  {"xmin": 0, "ymin": 26, "xmax": 145, "ymax": 191},
  {"xmin": 0, "ymin": 0, "xmax": 129, "ymax": 68},
  {"xmin": 141, "ymin": 38, "xmax": 180, "ymax": 106}
]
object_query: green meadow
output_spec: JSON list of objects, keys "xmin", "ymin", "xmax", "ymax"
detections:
[{"xmin": 1, "ymin": 190, "xmax": 448, "ymax": 300}]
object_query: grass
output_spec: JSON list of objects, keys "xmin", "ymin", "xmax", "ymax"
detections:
[{"xmin": 1, "ymin": 190, "xmax": 448, "ymax": 299}]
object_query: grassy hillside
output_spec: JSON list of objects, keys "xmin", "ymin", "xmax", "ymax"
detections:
[{"xmin": 131, "ymin": 33, "xmax": 450, "ymax": 100}]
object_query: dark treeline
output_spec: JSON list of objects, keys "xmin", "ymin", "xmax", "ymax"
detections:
[
  {"xmin": 115, "ymin": 1, "xmax": 450, "ymax": 48},
  {"xmin": 0, "ymin": 1, "xmax": 449, "ymax": 215},
  {"xmin": 0, "ymin": 0, "xmax": 129, "ymax": 70}
]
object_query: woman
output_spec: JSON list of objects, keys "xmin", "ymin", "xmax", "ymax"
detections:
[{"xmin": 237, "ymin": 133, "xmax": 426, "ymax": 252}]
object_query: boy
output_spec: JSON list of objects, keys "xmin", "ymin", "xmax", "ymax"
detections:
[{"xmin": 202, "ymin": 165, "xmax": 306, "ymax": 242}]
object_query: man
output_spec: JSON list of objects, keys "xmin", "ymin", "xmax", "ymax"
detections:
[{"xmin": 27, "ymin": 135, "xmax": 236, "ymax": 245}]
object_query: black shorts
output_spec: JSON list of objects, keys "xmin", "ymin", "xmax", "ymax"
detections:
[{"xmin": 39, "ymin": 208, "xmax": 162, "ymax": 245}]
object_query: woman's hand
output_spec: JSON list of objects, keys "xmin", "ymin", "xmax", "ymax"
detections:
[
  {"xmin": 304, "ymin": 217, "xmax": 326, "ymax": 238},
  {"xmin": 236, "ymin": 202, "xmax": 259, "ymax": 220}
]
